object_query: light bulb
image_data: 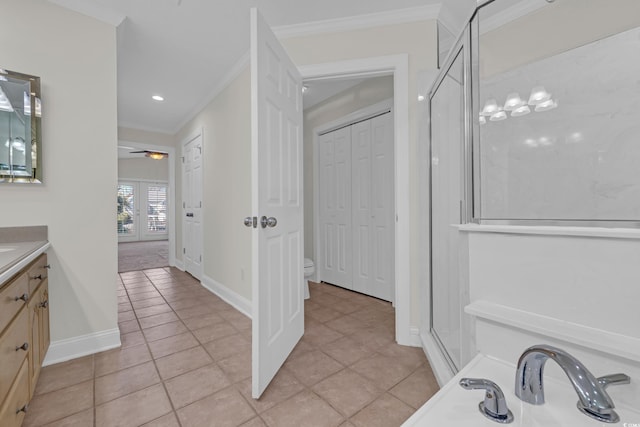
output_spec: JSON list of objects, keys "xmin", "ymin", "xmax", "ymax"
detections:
[
  {"xmin": 511, "ymin": 105, "xmax": 531, "ymax": 117},
  {"xmin": 490, "ymin": 110, "xmax": 507, "ymax": 121},
  {"xmin": 534, "ymin": 99, "xmax": 558, "ymax": 112},
  {"xmin": 503, "ymin": 92, "xmax": 524, "ymax": 111},
  {"xmin": 481, "ymin": 98, "xmax": 500, "ymax": 116},
  {"xmin": 528, "ymin": 86, "xmax": 551, "ymax": 105}
]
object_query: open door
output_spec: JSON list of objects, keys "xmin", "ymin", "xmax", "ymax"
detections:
[{"xmin": 250, "ymin": 8, "xmax": 304, "ymax": 399}]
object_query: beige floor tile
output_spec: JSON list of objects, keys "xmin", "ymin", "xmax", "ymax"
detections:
[
  {"xmin": 95, "ymin": 361, "xmax": 160, "ymax": 405},
  {"xmin": 118, "ymin": 301, "xmax": 133, "ymax": 313},
  {"xmin": 348, "ymin": 327, "xmax": 394, "ymax": 352},
  {"xmin": 149, "ymin": 331, "xmax": 199, "ymax": 359},
  {"xmin": 240, "ymin": 417, "xmax": 268, "ymax": 427},
  {"xmin": 284, "ymin": 350, "xmax": 344, "ymax": 387},
  {"xmin": 339, "ymin": 422, "xmax": 356, "ymax": 427},
  {"xmin": 350, "ymin": 393, "xmax": 414, "ymax": 427},
  {"xmin": 96, "ymin": 384, "xmax": 172, "ymax": 427},
  {"xmin": 95, "ymin": 343, "xmax": 152, "ymax": 377},
  {"xmin": 324, "ymin": 315, "xmax": 368, "ymax": 336},
  {"xmin": 143, "ymin": 320, "xmax": 189, "ymax": 342},
  {"xmin": 126, "ymin": 284, "xmax": 158, "ymax": 294},
  {"xmin": 41, "ymin": 408, "xmax": 93, "ymax": 426},
  {"xmin": 167, "ymin": 297, "xmax": 202, "ymax": 310},
  {"xmin": 261, "ymin": 390, "xmax": 344, "ymax": 427},
  {"xmin": 35, "ymin": 355, "xmax": 94, "ymax": 395},
  {"xmin": 285, "ymin": 339, "xmax": 316, "ymax": 362},
  {"xmin": 302, "ymin": 322, "xmax": 344, "ymax": 347},
  {"xmin": 141, "ymin": 413, "xmax": 180, "ymax": 427},
  {"xmin": 176, "ymin": 387, "xmax": 256, "ymax": 427},
  {"xmin": 321, "ymin": 336, "xmax": 372, "ymax": 366},
  {"xmin": 203, "ymin": 333, "xmax": 251, "ymax": 361},
  {"xmin": 139, "ymin": 311, "xmax": 180, "ymax": 329},
  {"xmin": 128, "ymin": 290, "xmax": 162, "ymax": 301},
  {"xmin": 389, "ymin": 365, "xmax": 439, "ymax": 409},
  {"xmin": 120, "ymin": 330, "xmax": 146, "ymax": 349},
  {"xmin": 192, "ymin": 321, "xmax": 238, "ymax": 344},
  {"xmin": 217, "ymin": 350, "xmax": 252, "ymax": 383},
  {"xmin": 164, "ymin": 363, "xmax": 231, "ymax": 409},
  {"xmin": 175, "ymin": 303, "xmax": 214, "ymax": 320},
  {"xmin": 350, "ymin": 353, "xmax": 414, "ymax": 390},
  {"xmin": 237, "ymin": 368, "xmax": 305, "ymax": 414},
  {"xmin": 377, "ymin": 345, "xmax": 428, "ymax": 371},
  {"xmin": 155, "ymin": 346, "xmax": 213, "ymax": 380},
  {"xmin": 313, "ymin": 369, "xmax": 382, "ymax": 417},
  {"xmin": 182, "ymin": 312, "xmax": 226, "ymax": 330},
  {"xmin": 23, "ymin": 380, "xmax": 93, "ymax": 427},
  {"xmin": 222, "ymin": 312, "xmax": 252, "ymax": 331},
  {"xmin": 132, "ymin": 296, "xmax": 167, "ymax": 309},
  {"xmin": 306, "ymin": 306, "xmax": 344, "ymax": 323},
  {"xmin": 135, "ymin": 303, "xmax": 173, "ymax": 319},
  {"xmin": 118, "ymin": 318, "xmax": 140, "ymax": 334},
  {"xmin": 118, "ymin": 309, "xmax": 136, "ymax": 322}
]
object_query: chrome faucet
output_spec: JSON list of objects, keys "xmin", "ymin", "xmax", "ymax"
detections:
[
  {"xmin": 515, "ymin": 344, "xmax": 630, "ymax": 423},
  {"xmin": 460, "ymin": 378, "xmax": 514, "ymax": 423}
]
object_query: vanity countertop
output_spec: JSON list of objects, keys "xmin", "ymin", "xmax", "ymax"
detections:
[
  {"xmin": 0, "ymin": 240, "xmax": 50, "ymax": 287},
  {"xmin": 402, "ymin": 354, "xmax": 639, "ymax": 426}
]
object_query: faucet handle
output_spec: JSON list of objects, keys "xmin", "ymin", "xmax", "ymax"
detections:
[
  {"xmin": 597, "ymin": 373, "xmax": 630, "ymax": 389},
  {"xmin": 460, "ymin": 378, "xmax": 514, "ymax": 424},
  {"xmin": 576, "ymin": 373, "xmax": 630, "ymax": 424}
]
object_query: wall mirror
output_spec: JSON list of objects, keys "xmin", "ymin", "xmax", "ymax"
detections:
[{"xmin": 0, "ymin": 68, "xmax": 42, "ymax": 183}]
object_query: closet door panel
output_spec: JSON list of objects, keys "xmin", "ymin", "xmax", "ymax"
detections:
[
  {"xmin": 318, "ymin": 127, "xmax": 352, "ymax": 288},
  {"xmin": 351, "ymin": 120, "xmax": 372, "ymax": 294},
  {"xmin": 370, "ymin": 113, "xmax": 395, "ymax": 302}
]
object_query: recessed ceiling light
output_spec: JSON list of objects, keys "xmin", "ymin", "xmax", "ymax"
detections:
[{"xmin": 152, "ymin": 95, "xmax": 164, "ymax": 101}]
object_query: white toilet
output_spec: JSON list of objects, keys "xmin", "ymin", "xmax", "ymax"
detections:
[{"xmin": 303, "ymin": 258, "xmax": 314, "ymax": 299}]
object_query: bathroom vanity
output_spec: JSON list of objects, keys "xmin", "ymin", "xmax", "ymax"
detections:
[{"xmin": 0, "ymin": 228, "xmax": 50, "ymax": 427}]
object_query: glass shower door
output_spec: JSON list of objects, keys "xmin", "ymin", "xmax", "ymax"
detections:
[{"xmin": 429, "ymin": 46, "xmax": 466, "ymax": 372}]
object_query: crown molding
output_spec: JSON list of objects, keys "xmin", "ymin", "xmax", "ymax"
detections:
[
  {"xmin": 273, "ymin": 5, "xmax": 441, "ymax": 39},
  {"xmin": 479, "ymin": 0, "xmax": 548, "ymax": 34},
  {"xmin": 48, "ymin": 0, "xmax": 126, "ymax": 26}
]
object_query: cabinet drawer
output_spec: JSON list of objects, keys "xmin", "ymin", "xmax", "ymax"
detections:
[
  {"xmin": 0, "ymin": 274, "xmax": 29, "ymax": 336},
  {"xmin": 0, "ymin": 308, "xmax": 29, "ymax": 400},
  {"xmin": 0, "ymin": 359, "xmax": 29, "ymax": 427},
  {"xmin": 27, "ymin": 254, "xmax": 48, "ymax": 294}
]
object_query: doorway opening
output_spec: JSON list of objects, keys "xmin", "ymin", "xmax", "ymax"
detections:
[
  {"xmin": 117, "ymin": 141, "xmax": 177, "ymax": 273},
  {"xmin": 299, "ymin": 54, "xmax": 412, "ymax": 346}
]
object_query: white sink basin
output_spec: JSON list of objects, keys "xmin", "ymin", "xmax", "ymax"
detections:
[{"xmin": 0, "ymin": 247, "xmax": 16, "ymax": 253}]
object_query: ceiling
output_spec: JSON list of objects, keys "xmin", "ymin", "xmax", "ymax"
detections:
[{"xmin": 49, "ymin": 0, "xmax": 442, "ymax": 135}]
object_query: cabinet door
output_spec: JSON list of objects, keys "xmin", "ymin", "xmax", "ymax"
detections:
[
  {"xmin": 40, "ymin": 282, "xmax": 50, "ymax": 362},
  {"xmin": 28, "ymin": 286, "xmax": 42, "ymax": 397}
]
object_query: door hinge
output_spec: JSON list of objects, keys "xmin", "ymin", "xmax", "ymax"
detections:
[
  {"xmin": 199, "ymin": 255, "xmax": 202, "ymax": 262},
  {"xmin": 199, "ymin": 201, "xmax": 202, "ymax": 208},
  {"xmin": 181, "ymin": 156, "xmax": 185, "ymax": 163},
  {"xmin": 183, "ymin": 202, "xmax": 185, "ymax": 208},
  {"xmin": 183, "ymin": 248, "xmax": 185, "ymax": 254}
]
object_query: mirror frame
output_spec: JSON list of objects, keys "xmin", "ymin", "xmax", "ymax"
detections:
[{"xmin": 0, "ymin": 68, "xmax": 42, "ymax": 183}]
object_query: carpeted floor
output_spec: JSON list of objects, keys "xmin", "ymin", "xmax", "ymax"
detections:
[{"xmin": 118, "ymin": 240, "xmax": 169, "ymax": 272}]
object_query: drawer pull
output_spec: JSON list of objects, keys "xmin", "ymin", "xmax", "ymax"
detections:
[
  {"xmin": 31, "ymin": 274, "xmax": 43, "ymax": 281},
  {"xmin": 44, "ymin": 264, "xmax": 51, "ymax": 269},
  {"xmin": 39, "ymin": 300, "xmax": 49, "ymax": 308},
  {"xmin": 16, "ymin": 404, "xmax": 28, "ymax": 414},
  {"xmin": 14, "ymin": 293, "xmax": 29, "ymax": 302},
  {"xmin": 15, "ymin": 342, "xmax": 29, "ymax": 352}
]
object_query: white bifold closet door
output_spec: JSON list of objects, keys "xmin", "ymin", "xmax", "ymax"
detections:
[{"xmin": 319, "ymin": 111, "xmax": 394, "ymax": 302}]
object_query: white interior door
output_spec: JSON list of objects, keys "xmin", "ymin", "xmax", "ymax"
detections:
[
  {"xmin": 318, "ymin": 127, "xmax": 352, "ymax": 288},
  {"xmin": 182, "ymin": 135, "xmax": 203, "ymax": 280},
  {"xmin": 250, "ymin": 8, "xmax": 304, "ymax": 399},
  {"xmin": 352, "ymin": 113, "xmax": 394, "ymax": 301}
]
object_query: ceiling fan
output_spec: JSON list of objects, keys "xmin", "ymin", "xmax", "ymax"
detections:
[{"xmin": 129, "ymin": 149, "xmax": 169, "ymax": 160}]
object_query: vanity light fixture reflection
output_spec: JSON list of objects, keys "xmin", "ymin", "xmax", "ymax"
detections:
[
  {"xmin": 481, "ymin": 98, "xmax": 500, "ymax": 116},
  {"xmin": 503, "ymin": 92, "xmax": 524, "ymax": 110},
  {"xmin": 528, "ymin": 86, "xmax": 551, "ymax": 105},
  {"xmin": 535, "ymin": 98, "xmax": 558, "ymax": 112},
  {"xmin": 511, "ymin": 104, "xmax": 531, "ymax": 117},
  {"xmin": 490, "ymin": 110, "xmax": 507, "ymax": 121}
]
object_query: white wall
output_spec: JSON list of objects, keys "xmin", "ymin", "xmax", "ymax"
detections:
[
  {"xmin": 303, "ymin": 75, "xmax": 393, "ymax": 258},
  {"xmin": 283, "ymin": 20, "xmax": 437, "ymax": 327},
  {"xmin": 174, "ymin": 68, "xmax": 252, "ymax": 302},
  {"xmin": 0, "ymin": 0, "xmax": 118, "ymax": 350},
  {"xmin": 118, "ymin": 158, "xmax": 169, "ymax": 182}
]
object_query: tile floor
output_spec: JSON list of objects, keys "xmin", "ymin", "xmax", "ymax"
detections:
[{"xmin": 23, "ymin": 267, "xmax": 440, "ymax": 427}]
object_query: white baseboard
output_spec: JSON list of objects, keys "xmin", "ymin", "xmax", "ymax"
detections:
[
  {"xmin": 201, "ymin": 275, "xmax": 252, "ymax": 319},
  {"xmin": 43, "ymin": 328, "xmax": 121, "ymax": 366},
  {"xmin": 421, "ymin": 330, "xmax": 455, "ymax": 387},
  {"xmin": 407, "ymin": 327, "xmax": 422, "ymax": 347}
]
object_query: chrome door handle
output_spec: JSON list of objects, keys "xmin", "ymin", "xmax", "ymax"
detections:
[
  {"xmin": 244, "ymin": 216, "xmax": 258, "ymax": 228},
  {"xmin": 260, "ymin": 216, "xmax": 277, "ymax": 228},
  {"xmin": 186, "ymin": 213, "xmax": 194, "ymax": 217}
]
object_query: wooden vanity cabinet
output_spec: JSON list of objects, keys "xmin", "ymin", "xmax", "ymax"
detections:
[{"xmin": 0, "ymin": 253, "xmax": 50, "ymax": 426}]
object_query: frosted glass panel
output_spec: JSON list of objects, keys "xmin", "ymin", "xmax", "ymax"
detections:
[
  {"xmin": 476, "ymin": 0, "xmax": 640, "ymax": 223},
  {"xmin": 430, "ymin": 50, "xmax": 464, "ymax": 371}
]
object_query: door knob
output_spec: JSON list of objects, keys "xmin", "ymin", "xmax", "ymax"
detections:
[
  {"xmin": 244, "ymin": 217, "xmax": 257, "ymax": 228},
  {"xmin": 260, "ymin": 216, "xmax": 277, "ymax": 228},
  {"xmin": 186, "ymin": 213, "xmax": 194, "ymax": 217}
]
